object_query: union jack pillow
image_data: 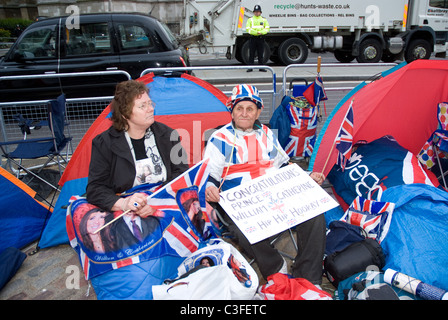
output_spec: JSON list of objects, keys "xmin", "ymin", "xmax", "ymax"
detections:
[{"xmin": 342, "ymin": 196, "xmax": 395, "ymax": 244}]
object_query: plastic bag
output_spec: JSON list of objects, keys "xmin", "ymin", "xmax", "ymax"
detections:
[{"xmin": 152, "ymin": 240, "xmax": 258, "ymax": 300}]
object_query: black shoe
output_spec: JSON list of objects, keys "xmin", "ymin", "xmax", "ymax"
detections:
[
  {"xmin": 259, "ymin": 69, "xmax": 267, "ymax": 72},
  {"xmin": 247, "ymin": 69, "xmax": 253, "ymax": 72}
]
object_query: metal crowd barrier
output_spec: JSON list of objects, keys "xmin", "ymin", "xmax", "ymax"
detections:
[
  {"xmin": 281, "ymin": 63, "xmax": 397, "ymax": 97},
  {"xmin": 0, "ymin": 71, "xmax": 131, "ymax": 169},
  {"xmin": 0, "ymin": 96, "xmax": 114, "ymax": 171},
  {"xmin": 140, "ymin": 63, "xmax": 397, "ymax": 126},
  {"xmin": 0, "ymin": 70, "xmax": 131, "ymax": 82},
  {"xmin": 280, "ymin": 63, "xmax": 398, "ymax": 135},
  {"xmin": 0, "ymin": 64, "xmax": 398, "ymax": 170}
]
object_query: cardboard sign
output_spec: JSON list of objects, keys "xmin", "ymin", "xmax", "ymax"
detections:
[{"xmin": 219, "ymin": 164, "xmax": 338, "ymax": 244}]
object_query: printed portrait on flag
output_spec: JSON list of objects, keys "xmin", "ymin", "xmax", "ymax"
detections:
[
  {"xmin": 68, "ymin": 195, "xmax": 177, "ymax": 280},
  {"xmin": 72, "ymin": 203, "xmax": 118, "ymax": 253},
  {"xmin": 66, "ymin": 160, "xmax": 221, "ymax": 280},
  {"xmin": 70, "ymin": 200, "xmax": 164, "ymax": 254},
  {"xmin": 178, "ymin": 188, "xmax": 208, "ymax": 238}
]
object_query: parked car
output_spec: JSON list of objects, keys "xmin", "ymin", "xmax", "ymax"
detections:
[{"xmin": 0, "ymin": 13, "xmax": 190, "ymax": 102}]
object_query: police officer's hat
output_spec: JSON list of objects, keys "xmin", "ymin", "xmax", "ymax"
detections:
[{"xmin": 253, "ymin": 5, "xmax": 262, "ymax": 12}]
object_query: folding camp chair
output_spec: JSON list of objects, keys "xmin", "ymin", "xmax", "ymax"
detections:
[
  {"xmin": 290, "ymin": 78, "xmax": 309, "ymax": 97},
  {"xmin": 0, "ymin": 94, "xmax": 72, "ymax": 192}
]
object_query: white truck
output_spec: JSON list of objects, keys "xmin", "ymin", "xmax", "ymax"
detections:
[{"xmin": 179, "ymin": 0, "xmax": 448, "ymax": 64}]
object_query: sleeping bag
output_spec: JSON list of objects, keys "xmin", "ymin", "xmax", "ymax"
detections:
[
  {"xmin": 325, "ymin": 136, "xmax": 448, "ymax": 292},
  {"xmin": 328, "ymin": 135, "xmax": 440, "ymax": 209}
]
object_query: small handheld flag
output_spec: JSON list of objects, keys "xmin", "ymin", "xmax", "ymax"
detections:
[{"xmin": 335, "ymin": 100, "xmax": 354, "ymax": 171}]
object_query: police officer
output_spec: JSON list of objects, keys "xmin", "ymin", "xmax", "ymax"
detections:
[{"xmin": 246, "ymin": 5, "xmax": 270, "ymax": 72}]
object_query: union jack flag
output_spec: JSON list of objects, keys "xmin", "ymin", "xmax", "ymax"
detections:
[
  {"xmin": 66, "ymin": 159, "xmax": 217, "ymax": 280},
  {"xmin": 335, "ymin": 100, "xmax": 354, "ymax": 171},
  {"xmin": 149, "ymin": 158, "xmax": 215, "ymax": 249},
  {"xmin": 284, "ymin": 102, "xmax": 318, "ymax": 157},
  {"xmin": 303, "ymin": 76, "xmax": 328, "ymax": 107},
  {"xmin": 343, "ymin": 196, "xmax": 395, "ymax": 244}
]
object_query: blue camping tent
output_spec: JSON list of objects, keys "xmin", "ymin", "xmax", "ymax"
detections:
[{"xmin": 0, "ymin": 166, "xmax": 51, "ymax": 254}]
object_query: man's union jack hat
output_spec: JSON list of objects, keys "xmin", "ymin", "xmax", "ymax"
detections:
[{"xmin": 226, "ymin": 84, "xmax": 264, "ymax": 111}]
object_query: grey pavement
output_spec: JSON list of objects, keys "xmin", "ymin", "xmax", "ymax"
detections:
[{"xmin": 0, "ymin": 241, "xmax": 95, "ymax": 300}]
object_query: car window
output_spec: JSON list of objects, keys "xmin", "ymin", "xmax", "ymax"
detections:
[
  {"xmin": 429, "ymin": 0, "xmax": 448, "ymax": 8},
  {"xmin": 65, "ymin": 22, "xmax": 112, "ymax": 56},
  {"xmin": 156, "ymin": 20, "xmax": 178, "ymax": 48},
  {"xmin": 117, "ymin": 23, "xmax": 159, "ymax": 53},
  {"xmin": 8, "ymin": 25, "xmax": 57, "ymax": 60}
]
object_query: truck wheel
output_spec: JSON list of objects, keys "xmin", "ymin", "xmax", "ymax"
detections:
[
  {"xmin": 334, "ymin": 50, "xmax": 355, "ymax": 63},
  {"xmin": 240, "ymin": 40, "xmax": 271, "ymax": 65},
  {"xmin": 405, "ymin": 39, "xmax": 431, "ymax": 63},
  {"xmin": 278, "ymin": 38, "xmax": 308, "ymax": 65},
  {"xmin": 356, "ymin": 38, "xmax": 383, "ymax": 63}
]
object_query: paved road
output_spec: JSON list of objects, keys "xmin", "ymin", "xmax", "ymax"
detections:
[{"xmin": 187, "ymin": 49, "xmax": 399, "ymax": 125}]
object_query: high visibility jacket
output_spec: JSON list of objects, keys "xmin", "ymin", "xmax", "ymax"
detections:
[{"xmin": 246, "ymin": 15, "xmax": 270, "ymax": 36}]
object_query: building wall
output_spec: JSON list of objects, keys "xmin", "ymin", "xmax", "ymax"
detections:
[
  {"xmin": 0, "ymin": 0, "xmax": 39, "ymax": 19},
  {"xmin": 0, "ymin": 0, "xmax": 183, "ymax": 33}
]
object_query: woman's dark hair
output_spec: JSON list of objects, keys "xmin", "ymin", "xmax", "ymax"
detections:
[
  {"xmin": 111, "ymin": 80, "xmax": 149, "ymax": 131},
  {"xmin": 182, "ymin": 197, "xmax": 199, "ymax": 213},
  {"xmin": 79, "ymin": 208, "xmax": 117, "ymax": 252}
]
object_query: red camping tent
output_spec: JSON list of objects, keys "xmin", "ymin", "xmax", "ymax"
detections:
[{"xmin": 310, "ymin": 60, "xmax": 448, "ymax": 177}]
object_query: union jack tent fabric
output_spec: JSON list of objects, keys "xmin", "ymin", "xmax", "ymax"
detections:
[
  {"xmin": 312, "ymin": 60, "xmax": 448, "ymax": 294},
  {"xmin": 328, "ymin": 136, "xmax": 440, "ymax": 211}
]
